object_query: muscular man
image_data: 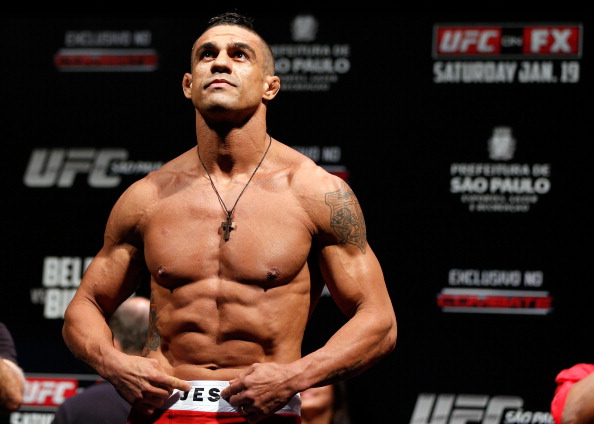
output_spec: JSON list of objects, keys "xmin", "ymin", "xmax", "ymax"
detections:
[
  {"xmin": 0, "ymin": 323, "xmax": 25, "ymax": 416},
  {"xmin": 62, "ymin": 11, "xmax": 397, "ymax": 424}
]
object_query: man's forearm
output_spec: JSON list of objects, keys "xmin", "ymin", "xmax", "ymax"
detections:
[
  {"xmin": 62, "ymin": 298, "xmax": 120, "ymax": 377},
  {"xmin": 297, "ymin": 308, "xmax": 396, "ymax": 389}
]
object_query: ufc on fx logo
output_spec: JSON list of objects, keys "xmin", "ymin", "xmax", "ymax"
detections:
[
  {"xmin": 23, "ymin": 148, "xmax": 128, "ymax": 188},
  {"xmin": 433, "ymin": 25, "xmax": 582, "ymax": 58}
]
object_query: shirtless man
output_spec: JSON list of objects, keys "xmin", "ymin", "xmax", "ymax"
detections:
[{"xmin": 62, "ymin": 11, "xmax": 397, "ymax": 424}]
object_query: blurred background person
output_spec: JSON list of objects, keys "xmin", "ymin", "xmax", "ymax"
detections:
[
  {"xmin": 0, "ymin": 322, "xmax": 25, "ymax": 420},
  {"xmin": 51, "ymin": 296, "xmax": 150, "ymax": 424},
  {"xmin": 300, "ymin": 381, "xmax": 352, "ymax": 424}
]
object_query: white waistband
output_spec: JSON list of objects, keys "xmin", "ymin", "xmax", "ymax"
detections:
[{"xmin": 163, "ymin": 380, "xmax": 301, "ymax": 415}]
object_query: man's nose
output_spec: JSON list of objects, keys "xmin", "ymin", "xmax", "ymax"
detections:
[{"xmin": 211, "ymin": 52, "xmax": 233, "ymax": 72}]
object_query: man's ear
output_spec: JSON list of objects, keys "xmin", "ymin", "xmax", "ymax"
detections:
[
  {"xmin": 182, "ymin": 73, "xmax": 193, "ymax": 99},
  {"xmin": 263, "ymin": 75, "xmax": 281, "ymax": 101}
]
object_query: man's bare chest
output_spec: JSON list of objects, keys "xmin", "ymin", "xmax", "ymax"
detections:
[{"xmin": 140, "ymin": 192, "xmax": 312, "ymax": 290}]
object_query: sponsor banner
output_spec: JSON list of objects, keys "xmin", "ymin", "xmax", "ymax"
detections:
[
  {"xmin": 54, "ymin": 30, "xmax": 158, "ymax": 72},
  {"xmin": 270, "ymin": 14, "xmax": 351, "ymax": 92},
  {"xmin": 9, "ymin": 374, "xmax": 100, "ymax": 424},
  {"xmin": 449, "ymin": 127, "xmax": 551, "ymax": 213},
  {"xmin": 410, "ymin": 393, "xmax": 553, "ymax": 424},
  {"xmin": 437, "ymin": 288, "xmax": 553, "ymax": 315},
  {"xmin": 432, "ymin": 23, "xmax": 583, "ymax": 83},
  {"xmin": 23, "ymin": 148, "xmax": 163, "ymax": 189},
  {"xmin": 437, "ymin": 269, "xmax": 552, "ymax": 315},
  {"xmin": 433, "ymin": 24, "xmax": 582, "ymax": 58}
]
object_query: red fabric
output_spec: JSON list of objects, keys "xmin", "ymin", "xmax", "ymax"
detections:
[
  {"xmin": 126, "ymin": 409, "xmax": 301, "ymax": 424},
  {"xmin": 551, "ymin": 363, "xmax": 594, "ymax": 424}
]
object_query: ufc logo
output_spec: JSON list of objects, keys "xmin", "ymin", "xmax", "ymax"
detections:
[
  {"xmin": 23, "ymin": 378, "xmax": 78, "ymax": 406},
  {"xmin": 410, "ymin": 393, "xmax": 522, "ymax": 424},
  {"xmin": 437, "ymin": 28, "xmax": 501, "ymax": 54},
  {"xmin": 23, "ymin": 148, "xmax": 128, "ymax": 188},
  {"xmin": 525, "ymin": 27, "xmax": 580, "ymax": 54}
]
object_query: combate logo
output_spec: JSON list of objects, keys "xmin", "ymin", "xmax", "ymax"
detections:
[
  {"xmin": 54, "ymin": 30, "xmax": 158, "ymax": 72},
  {"xmin": 437, "ymin": 269, "xmax": 553, "ymax": 316}
]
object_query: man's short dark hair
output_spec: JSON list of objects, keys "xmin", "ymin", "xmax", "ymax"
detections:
[
  {"xmin": 206, "ymin": 11, "xmax": 255, "ymax": 31},
  {"xmin": 194, "ymin": 10, "xmax": 275, "ymax": 74}
]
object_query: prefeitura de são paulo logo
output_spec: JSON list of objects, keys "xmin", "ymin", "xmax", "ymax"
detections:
[{"xmin": 450, "ymin": 126, "xmax": 551, "ymax": 213}]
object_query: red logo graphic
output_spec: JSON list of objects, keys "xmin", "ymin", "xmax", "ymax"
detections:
[
  {"xmin": 54, "ymin": 49, "xmax": 159, "ymax": 72},
  {"xmin": 433, "ymin": 24, "xmax": 582, "ymax": 58},
  {"xmin": 523, "ymin": 27, "xmax": 580, "ymax": 54},
  {"xmin": 436, "ymin": 27, "xmax": 502, "ymax": 55},
  {"xmin": 23, "ymin": 377, "xmax": 79, "ymax": 407},
  {"xmin": 437, "ymin": 289, "xmax": 553, "ymax": 315}
]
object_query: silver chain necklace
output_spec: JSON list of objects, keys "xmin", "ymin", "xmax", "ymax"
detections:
[{"xmin": 197, "ymin": 134, "xmax": 272, "ymax": 241}]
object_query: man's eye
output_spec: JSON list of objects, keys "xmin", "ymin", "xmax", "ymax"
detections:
[{"xmin": 233, "ymin": 52, "xmax": 247, "ymax": 59}]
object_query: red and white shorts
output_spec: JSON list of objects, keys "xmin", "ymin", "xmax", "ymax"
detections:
[{"xmin": 126, "ymin": 380, "xmax": 301, "ymax": 423}]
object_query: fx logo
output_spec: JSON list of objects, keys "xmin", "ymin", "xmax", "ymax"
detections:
[
  {"xmin": 410, "ymin": 393, "xmax": 523, "ymax": 424},
  {"xmin": 23, "ymin": 148, "xmax": 128, "ymax": 188},
  {"xmin": 525, "ymin": 27, "xmax": 578, "ymax": 54}
]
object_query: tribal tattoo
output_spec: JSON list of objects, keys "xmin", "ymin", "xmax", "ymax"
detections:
[
  {"xmin": 143, "ymin": 294, "xmax": 161, "ymax": 355},
  {"xmin": 324, "ymin": 360, "xmax": 362, "ymax": 383},
  {"xmin": 324, "ymin": 183, "xmax": 367, "ymax": 253}
]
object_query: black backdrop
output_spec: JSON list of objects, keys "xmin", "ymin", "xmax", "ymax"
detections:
[{"xmin": 2, "ymin": 11, "xmax": 592, "ymax": 424}]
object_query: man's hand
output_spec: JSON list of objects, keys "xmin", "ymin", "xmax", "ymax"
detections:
[
  {"xmin": 109, "ymin": 354, "xmax": 191, "ymax": 415},
  {"xmin": 220, "ymin": 362, "xmax": 298, "ymax": 423}
]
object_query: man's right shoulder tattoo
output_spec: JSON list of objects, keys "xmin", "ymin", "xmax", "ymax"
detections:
[{"xmin": 324, "ymin": 183, "xmax": 367, "ymax": 254}]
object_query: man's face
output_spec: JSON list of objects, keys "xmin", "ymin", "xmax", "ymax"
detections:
[{"xmin": 188, "ymin": 25, "xmax": 270, "ymax": 120}]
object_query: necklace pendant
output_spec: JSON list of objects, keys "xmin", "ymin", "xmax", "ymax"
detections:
[
  {"xmin": 220, "ymin": 215, "xmax": 236, "ymax": 241},
  {"xmin": 198, "ymin": 134, "xmax": 272, "ymax": 242}
]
